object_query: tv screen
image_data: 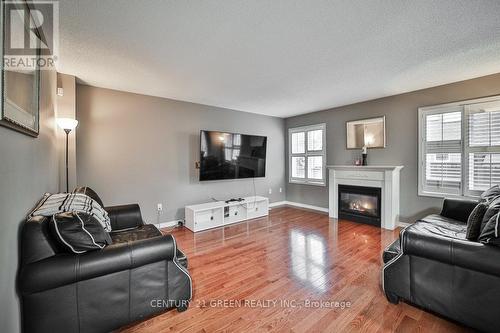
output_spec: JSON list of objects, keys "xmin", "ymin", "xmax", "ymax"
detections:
[{"xmin": 199, "ymin": 130, "xmax": 267, "ymax": 181}]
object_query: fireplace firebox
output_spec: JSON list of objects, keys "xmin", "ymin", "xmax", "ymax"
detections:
[{"xmin": 338, "ymin": 184, "xmax": 381, "ymax": 227}]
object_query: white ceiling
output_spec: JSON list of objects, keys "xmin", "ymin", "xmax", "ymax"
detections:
[{"xmin": 58, "ymin": 0, "xmax": 500, "ymax": 118}]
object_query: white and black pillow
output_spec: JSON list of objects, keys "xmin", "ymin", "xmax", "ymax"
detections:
[
  {"xmin": 29, "ymin": 192, "xmax": 111, "ymax": 232},
  {"xmin": 479, "ymin": 212, "xmax": 500, "ymax": 247},
  {"xmin": 480, "ymin": 185, "xmax": 500, "ymax": 203},
  {"xmin": 466, "ymin": 202, "xmax": 488, "ymax": 241},
  {"xmin": 50, "ymin": 212, "xmax": 112, "ymax": 254},
  {"xmin": 480, "ymin": 195, "xmax": 500, "ymax": 232}
]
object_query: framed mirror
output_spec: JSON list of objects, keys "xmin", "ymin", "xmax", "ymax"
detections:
[
  {"xmin": 0, "ymin": 1, "xmax": 41, "ymax": 137},
  {"xmin": 346, "ymin": 116, "xmax": 386, "ymax": 149}
]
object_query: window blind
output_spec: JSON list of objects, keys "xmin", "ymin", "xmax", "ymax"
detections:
[
  {"xmin": 419, "ymin": 96, "xmax": 500, "ymax": 198},
  {"xmin": 422, "ymin": 110, "xmax": 462, "ymax": 194},
  {"xmin": 465, "ymin": 102, "xmax": 500, "ymax": 195},
  {"xmin": 289, "ymin": 124, "xmax": 326, "ymax": 185}
]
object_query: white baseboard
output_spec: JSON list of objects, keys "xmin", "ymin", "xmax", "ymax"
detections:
[
  {"xmin": 154, "ymin": 220, "xmax": 181, "ymax": 229},
  {"xmin": 397, "ymin": 221, "xmax": 411, "ymax": 228},
  {"xmin": 269, "ymin": 200, "xmax": 329, "ymax": 213},
  {"xmin": 269, "ymin": 201, "xmax": 287, "ymax": 208}
]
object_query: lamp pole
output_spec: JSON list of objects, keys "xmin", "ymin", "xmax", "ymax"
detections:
[
  {"xmin": 65, "ymin": 128, "xmax": 71, "ymax": 193},
  {"xmin": 56, "ymin": 118, "xmax": 78, "ymax": 193}
]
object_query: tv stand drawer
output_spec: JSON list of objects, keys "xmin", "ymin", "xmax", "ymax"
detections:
[{"xmin": 193, "ymin": 209, "xmax": 223, "ymax": 231}]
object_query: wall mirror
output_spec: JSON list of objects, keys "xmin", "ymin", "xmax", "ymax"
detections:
[
  {"xmin": 346, "ymin": 116, "xmax": 386, "ymax": 149},
  {"xmin": 0, "ymin": 1, "xmax": 41, "ymax": 137}
]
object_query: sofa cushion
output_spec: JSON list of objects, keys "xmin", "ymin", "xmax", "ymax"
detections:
[
  {"xmin": 402, "ymin": 215, "xmax": 467, "ymax": 261},
  {"xmin": 440, "ymin": 198, "xmax": 478, "ymax": 223},
  {"xmin": 50, "ymin": 212, "xmax": 112, "ymax": 254},
  {"xmin": 110, "ymin": 225, "xmax": 188, "ymax": 267},
  {"xmin": 110, "ymin": 224, "xmax": 162, "ymax": 244},
  {"xmin": 418, "ymin": 214, "xmax": 467, "ymax": 235},
  {"xmin": 479, "ymin": 212, "xmax": 500, "ymax": 246},
  {"xmin": 466, "ymin": 202, "xmax": 488, "ymax": 240}
]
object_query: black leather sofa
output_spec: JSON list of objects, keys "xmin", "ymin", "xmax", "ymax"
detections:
[
  {"xmin": 382, "ymin": 198, "xmax": 500, "ymax": 332},
  {"xmin": 18, "ymin": 188, "xmax": 192, "ymax": 333}
]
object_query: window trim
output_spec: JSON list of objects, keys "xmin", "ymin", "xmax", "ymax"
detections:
[
  {"xmin": 418, "ymin": 95, "xmax": 500, "ymax": 199},
  {"xmin": 288, "ymin": 123, "xmax": 326, "ymax": 186}
]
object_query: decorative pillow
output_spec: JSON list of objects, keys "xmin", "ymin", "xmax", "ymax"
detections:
[
  {"xmin": 27, "ymin": 192, "xmax": 51, "ymax": 217},
  {"xmin": 480, "ymin": 195, "xmax": 500, "ymax": 232},
  {"xmin": 478, "ymin": 212, "xmax": 500, "ymax": 246},
  {"xmin": 29, "ymin": 192, "xmax": 111, "ymax": 232},
  {"xmin": 50, "ymin": 212, "xmax": 112, "ymax": 254},
  {"xmin": 480, "ymin": 185, "xmax": 500, "ymax": 203},
  {"xmin": 73, "ymin": 186, "xmax": 105, "ymax": 208},
  {"xmin": 466, "ymin": 202, "xmax": 488, "ymax": 240}
]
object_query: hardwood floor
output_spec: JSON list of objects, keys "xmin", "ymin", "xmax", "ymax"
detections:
[{"xmin": 120, "ymin": 207, "xmax": 471, "ymax": 333}]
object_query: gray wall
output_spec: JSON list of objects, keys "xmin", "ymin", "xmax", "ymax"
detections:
[
  {"xmin": 76, "ymin": 85, "xmax": 286, "ymax": 224},
  {"xmin": 286, "ymin": 73, "xmax": 500, "ymax": 222},
  {"xmin": 0, "ymin": 69, "xmax": 58, "ymax": 332}
]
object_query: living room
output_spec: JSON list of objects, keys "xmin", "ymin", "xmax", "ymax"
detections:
[{"xmin": 2, "ymin": 1, "xmax": 500, "ymax": 332}]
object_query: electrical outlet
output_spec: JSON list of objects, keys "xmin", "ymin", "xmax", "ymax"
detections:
[
  {"xmin": 279, "ymin": 187, "xmax": 282, "ymax": 193},
  {"xmin": 157, "ymin": 203, "xmax": 163, "ymax": 213},
  {"xmin": 268, "ymin": 188, "xmax": 272, "ymax": 194}
]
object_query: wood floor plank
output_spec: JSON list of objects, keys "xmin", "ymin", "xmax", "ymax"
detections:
[{"xmin": 119, "ymin": 207, "xmax": 473, "ymax": 333}]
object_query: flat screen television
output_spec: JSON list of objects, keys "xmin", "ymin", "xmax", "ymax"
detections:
[{"xmin": 199, "ymin": 130, "xmax": 267, "ymax": 181}]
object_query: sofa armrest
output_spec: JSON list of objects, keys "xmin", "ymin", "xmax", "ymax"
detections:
[
  {"xmin": 106, "ymin": 204, "xmax": 144, "ymax": 231},
  {"xmin": 440, "ymin": 198, "xmax": 477, "ymax": 223},
  {"xmin": 19, "ymin": 234, "xmax": 176, "ymax": 294},
  {"xmin": 451, "ymin": 239, "xmax": 500, "ymax": 277},
  {"xmin": 402, "ymin": 224, "xmax": 500, "ymax": 277}
]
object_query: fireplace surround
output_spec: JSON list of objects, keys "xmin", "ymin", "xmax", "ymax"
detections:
[
  {"xmin": 327, "ymin": 165, "xmax": 403, "ymax": 230},
  {"xmin": 338, "ymin": 184, "xmax": 381, "ymax": 226}
]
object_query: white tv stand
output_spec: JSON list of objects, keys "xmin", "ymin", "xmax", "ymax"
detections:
[{"xmin": 185, "ymin": 196, "xmax": 269, "ymax": 232}]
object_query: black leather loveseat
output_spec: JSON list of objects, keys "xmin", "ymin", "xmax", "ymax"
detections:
[
  {"xmin": 18, "ymin": 187, "xmax": 192, "ymax": 333},
  {"xmin": 382, "ymin": 198, "xmax": 500, "ymax": 332}
]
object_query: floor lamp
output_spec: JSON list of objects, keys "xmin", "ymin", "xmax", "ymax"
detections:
[{"xmin": 56, "ymin": 118, "xmax": 79, "ymax": 193}]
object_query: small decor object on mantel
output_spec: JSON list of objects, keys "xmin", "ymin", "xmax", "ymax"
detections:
[{"xmin": 362, "ymin": 146, "xmax": 368, "ymax": 166}]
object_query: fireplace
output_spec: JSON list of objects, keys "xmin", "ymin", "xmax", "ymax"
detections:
[{"xmin": 338, "ymin": 184, "xmax": 381, "ymax": 227}]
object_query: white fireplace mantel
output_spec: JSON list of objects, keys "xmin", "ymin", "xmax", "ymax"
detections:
[{"xmin": 327, "ymin": 165, "xmax": 404, "ymax": 230}]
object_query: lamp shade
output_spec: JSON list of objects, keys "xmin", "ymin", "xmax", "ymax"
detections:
[{"xmin": 56, "ymin": 118, "xmax": 78, "ymax": 131}]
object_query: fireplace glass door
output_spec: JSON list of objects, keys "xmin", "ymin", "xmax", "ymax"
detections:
[{"xmin": 338, "ymin": 185, "xmax": 381, "ymax": 226}]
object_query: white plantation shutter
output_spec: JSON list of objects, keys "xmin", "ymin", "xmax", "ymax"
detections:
[
  {"xmin": 289, "ymin": 124, "xmax": 326, "ymax": 185},
  {"xmin": 468, "ymin": 153, "xmax": 500, "ymax": 191},
  {"xmin": 421, "ymin": 109, "xmax": 462, "ymax": 195},
  {"xmin": 465, "ymin": 101, "xmax": 500, "ymax": 195},
  {"xmin": 291, "ymin": 132, "xmax": 305, "ymax": 154},
  {"xmin": 419, "ymin": 96, "xmax": 500, "ymax": 198}
]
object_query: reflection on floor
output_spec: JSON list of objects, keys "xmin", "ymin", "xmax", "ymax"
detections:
[
  {"xmin": 290, "ymin": 229, "xmax": 327, "ymax": 292},
  {"xmin": 120, "ymin": 207, "xmax": 471, "ymax": 333}
]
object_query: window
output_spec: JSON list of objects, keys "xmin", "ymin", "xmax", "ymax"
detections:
[
  {"xmin": 223, "ymin": 133, "xmax": 241, "ymax": 161},
  {"xmin": 289, "ymin": 124, "xmax": 326, "ymax": 185},
  {"xmin": 418, "ymin": 96, "xmax": 500, "ymax": 198}
]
